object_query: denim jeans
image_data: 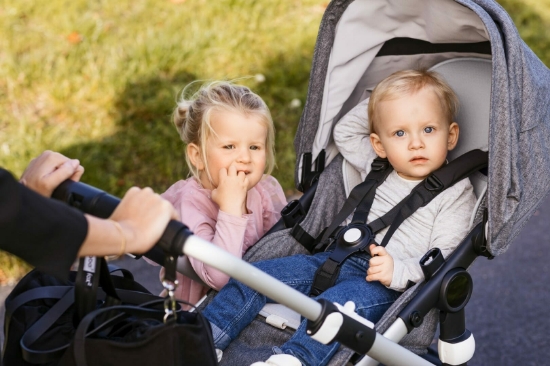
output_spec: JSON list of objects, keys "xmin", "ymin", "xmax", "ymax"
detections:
[{"xmin": 203, "ymin": 251, "xmax": 401, "ymax": 366}]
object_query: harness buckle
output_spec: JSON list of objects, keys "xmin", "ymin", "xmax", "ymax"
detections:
[
  {"xmin": 371, "ymin": 158, "xmax": 389, "ymax": 172},
  {"xmin": 309, "ymin": 224, "xmax": 374, "ymax": 297},
  {"xmin": 425, "ymin": 174, "xmax": 443, "ymax": 191},
  {"xmin": 281, "ymin": 199, "xmax": 306, "ymax": 228}
]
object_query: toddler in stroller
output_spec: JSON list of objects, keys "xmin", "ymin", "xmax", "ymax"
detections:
[
  {"xmin": 202, "ymin": 69, "xmax": 476, "ymax": 366},
  {"xmin": 205, "ymin": 0, "xmax": 550, "ymax": 363}
]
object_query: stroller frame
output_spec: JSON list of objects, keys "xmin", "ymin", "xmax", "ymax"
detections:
[{"xmin": 53, "ymin": 178, "xmax": 488, "ymax": 365}]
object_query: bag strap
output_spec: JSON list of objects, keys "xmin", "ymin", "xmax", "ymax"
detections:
[
  {"xmin": 319, "ymin": 157, "xmax": 393, "ymax": 246},
  {"xmin": 74, "ymin": 257, "xmax": 122, "ymax": 323},
  {"xmin": 17, "ymin": 286, "xmax": 160, "ymax": 364},
  {"xmin": 3, "ymin": 285, "xmax": 73, "ymax": 358},
  {"xmin": 20, "ymin": 288, "xmax": 76, "ymax": 364}
]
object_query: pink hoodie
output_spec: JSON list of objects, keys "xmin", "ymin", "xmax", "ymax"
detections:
[{"xmin": 156, "ymin": 175, "xmax": 287, "ymax": 305}]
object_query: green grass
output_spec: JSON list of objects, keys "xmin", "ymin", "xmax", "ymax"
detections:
[
  {"xmin": 0, "ymin": 0, "xmax": 549, "ymax": 283},
  {"xmin": 0, "ymin": 0, "xmax": 326, "ymax": 283}
]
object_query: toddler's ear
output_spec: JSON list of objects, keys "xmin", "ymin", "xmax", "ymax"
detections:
[
  {"xmin": 187, "ymin": 143, "xmax": 204, "ymax": 170},
  {"xmin": 370, "ymin": 133, "xmax": 387, "ymax": 158},
  {"xmin": 447, "ymin": 122, "xmax": 460, "ymax": 150}
]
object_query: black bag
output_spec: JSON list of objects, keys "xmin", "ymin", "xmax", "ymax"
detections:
[
  {"xmin": 2, "ymin": 257, "xmax": 217, "ymax": 366},
  {"xmin": 58, "ymin": 300, "xmax": 217, "ymax": 366}
]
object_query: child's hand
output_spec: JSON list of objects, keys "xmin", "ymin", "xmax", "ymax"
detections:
[
  {"xmin": 212, "ymin": 164, "xmax": 249, "ymax": 217},
  {"xmin": 366, "ymin": 244, "xmax": 394, "ymax": 287}
]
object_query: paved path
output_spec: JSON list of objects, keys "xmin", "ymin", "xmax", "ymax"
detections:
[{"xmin": 2, "ymin": 196, "xmax": 550, "ymax": 365}]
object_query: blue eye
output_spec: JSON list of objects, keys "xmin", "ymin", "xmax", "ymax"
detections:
[
  {"xmin": 395, "ymin": 130, "xmax": 405, "ymax": 137},
  {"xmin": 424, "ymin": 127, "xmax": 434, "ymax": 133},
  {"xmin": 224, "ymin": 145, "xmax": 235, "ymax": 149},
  {"xmin": 250, "ymin": 146, "xmax": 259, "ymax": 151}
]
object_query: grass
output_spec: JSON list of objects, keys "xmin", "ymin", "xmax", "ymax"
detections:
[{"xmin": 0, "ymin": 0, "xmax": 549, "ymax": 283}]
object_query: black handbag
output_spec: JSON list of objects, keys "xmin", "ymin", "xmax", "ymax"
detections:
[
  {"xmin": 58, "ymin": 300, "xmax": 217, "ymax": 366},
  {"xmin": 2, "ymin": 256, "xmax": 218, "ymax": 366}
]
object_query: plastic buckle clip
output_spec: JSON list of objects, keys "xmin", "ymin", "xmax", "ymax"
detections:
[
  {"xmin": 425, "ymin": 175, "xmax": 443, "ymax": 191},
  {"xmin": 281, "ymin": 199, "xmax": 306, "ymax": 228},
  {"xmin": 371, "ymin": 158, "xmax": 389, "ymax": 172},
  {"xmin": 299, "ymin": 150, "xmax": 326, "ymax": 192}
]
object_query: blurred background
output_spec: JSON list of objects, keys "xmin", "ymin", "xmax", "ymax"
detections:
[{"xmin": 0, "ymin": 0, "xmax": 549, "ymax": 282}]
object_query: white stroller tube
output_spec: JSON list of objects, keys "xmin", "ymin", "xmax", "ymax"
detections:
[
  {"xmin": 183, "ymin": 235, "xmax": 322, "ymax": 320},
  {"xmin": 183, "ymin": 235, "xmax": 433, "ymax": 366}
]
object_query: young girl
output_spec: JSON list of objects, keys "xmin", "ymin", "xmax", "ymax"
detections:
[{"xmin": 160, "ymin": 81, "xmax": 287, "ymax": 305}]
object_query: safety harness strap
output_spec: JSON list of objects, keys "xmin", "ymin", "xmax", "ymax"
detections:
[
  {"xmin": 379, "ymin": 149, "xmax": 488, "ymax": 247},
  {"xmin": 290, "ymin": 224, "xmax": 317, "ymax": 252},
  {"xmin": 310, "ymin": 149, "xmax": 488, "ymax": 297},
  {"xmin": 310, "ymin": 259, "xmax": 341, "ymax": 297},
  {"xmin": 319, "ymin": 157, "xmax": 393, "ymax": 246}
]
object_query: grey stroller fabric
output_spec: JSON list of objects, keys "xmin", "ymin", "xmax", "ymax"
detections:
[
  {"xmin": 198, "ymin": 0, "xmax": 550, "ymax": 364},
  {"xmin": 199, "ymin": 154, "xmax": 444, "ymax": 365},
  {"xmin": 295, "ymin": 0, "xmax": 550, "ymax": 257}
]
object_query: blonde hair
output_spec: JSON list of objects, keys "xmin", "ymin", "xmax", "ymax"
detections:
[
  {"xmin": 173, "ymin": 81, "xmax": 275, "ymax": 184},
  {"xmin": 368, "ymin": 69, "xmax": 459, "ymax": 134}
]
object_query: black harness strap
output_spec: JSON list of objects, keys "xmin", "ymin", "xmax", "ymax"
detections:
[
  {"xmin": 290, "ymin": 224, "xmax": 317, "ymax": 252},
  {"xmin": 379, "ymin": 149, "xmax": 488, "ymax": 247},
  {"xmin": 309, "ymin": 158, "xmax": 392, "ymax": 296},
  {"xmin": 319, "ymin": 157, "xmax": 393, "ymax": 246},
  {"xmin": 309, "ymin": 149, "xmax": 488, "ymax": 297}
]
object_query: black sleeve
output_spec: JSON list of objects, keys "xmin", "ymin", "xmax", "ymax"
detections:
[{"xmin": 0, "ymin": 168, "xmax": 88, "ymax": 279}]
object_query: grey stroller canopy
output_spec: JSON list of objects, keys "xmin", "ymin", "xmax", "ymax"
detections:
[{"xmin": 295, "ymin": 0, "xmax": 550, "ymax": 258}]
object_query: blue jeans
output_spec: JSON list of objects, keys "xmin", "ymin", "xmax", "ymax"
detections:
[{"xmin": 203, "ymin": 251, "xmax": 401, "ymax": 366}]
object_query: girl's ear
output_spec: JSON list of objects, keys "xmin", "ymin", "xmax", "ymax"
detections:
[
  {"xmin": 370, "ymin": 133, "xmax": 387, "ymax": 158},
  {"xmin": 447, "ymin": 122, "xmax": 460, "ymax": 150},
  {"xmin": 187, "ymin": 143, "xmax": 204, "ymax": 170}
]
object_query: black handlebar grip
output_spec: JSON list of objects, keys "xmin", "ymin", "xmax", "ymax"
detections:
[
  {"xmin": 52, "ymin": 180, "xmax": 191, "ymax": 259},
  {"xmin": 52, "ymin": 180, "xmax": 119, "ymax": 219}
]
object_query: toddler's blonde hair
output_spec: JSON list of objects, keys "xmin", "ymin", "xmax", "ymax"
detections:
[
  {"xmin": 368, "ymin": 69, "xmax": 459, "ymax": 134},
  {"xmin": 173, "ymin": 81, "xmax": 275, "ymax": 184}
]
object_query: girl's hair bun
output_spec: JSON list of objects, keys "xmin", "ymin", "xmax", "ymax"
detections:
[{"xmin": 174, "ymin": 100, "xmax": 192, "ymax": 132}]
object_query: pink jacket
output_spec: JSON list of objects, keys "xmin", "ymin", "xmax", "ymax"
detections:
[{"xmin": 159, "ymin": 175, "xmax": 287, "ymax": 305}]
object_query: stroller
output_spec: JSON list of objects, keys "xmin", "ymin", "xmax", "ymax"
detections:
[
  {"xmin": 194, "ymin": 0, "xmax": 550, "ymax": 364},
  {"xmin": 53, "ymin": 0, "xmax": 550, "ymax": 365}
]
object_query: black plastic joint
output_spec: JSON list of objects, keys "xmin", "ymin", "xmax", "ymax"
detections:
[
  {"xmin": 425, "ymin": 174, "xmax": 444, "ymax": 191},
  {"xmin": 299, "ymin": 150, "xmax": 326, "ymax": 192},
  {"xmin": 410, "ymin": 311, "xmax": 424, "ymax": 328},
  {"xmin": 281, "ymin": 200, "xmax": 306, "ymax": 228},
  {"xmin": 420, "ymin": 248, "xmax": 445, "ymax": 281},
  {"xmin": 306, "ymin": 299, "xmax": 377, "ymax": 354},
  {"xmin": 371, "ymin": 158, "xmax": 389, "ymax": 171}
]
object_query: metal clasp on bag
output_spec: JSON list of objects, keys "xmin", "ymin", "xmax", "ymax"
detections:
[{"xmin": 162, "ymin": 255, "xmax": 179, "ymax": 323}]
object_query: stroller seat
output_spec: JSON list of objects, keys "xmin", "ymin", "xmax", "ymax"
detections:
[{"xmin": 199, "ymin": 56, "xmax": 491, "ymax": 366}]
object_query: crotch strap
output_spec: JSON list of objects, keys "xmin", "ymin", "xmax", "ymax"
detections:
[
  {"xmin": 310, "ymin": 224, "xmax": 375, "ymax": 297},
  {"xmin": 309, "ymin": 157, "xmax": 393, "ymax": 297}
]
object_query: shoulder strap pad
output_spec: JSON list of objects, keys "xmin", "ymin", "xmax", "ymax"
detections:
[
  {"xmin": 319, "ymin": 157, "xmax": 393, "ymax": 245},
  {"xmin": 377, "ymin": 149, "xmax": 488, "ymax": 247}
]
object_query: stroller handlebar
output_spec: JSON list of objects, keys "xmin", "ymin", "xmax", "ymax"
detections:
[
  {"xmin": 51, "ymin": 180, "xmax": 191, "ymax": 261},
  {"xmin": 50, "ymin": 179, "xmax": 323, "ymax": 318},
  {"xmin": 51, "ymin": 180, "xmax": 432, "ymax": 365}
]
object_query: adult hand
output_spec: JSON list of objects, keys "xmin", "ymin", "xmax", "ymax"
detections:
[
  {"xmin": 211, "ymin": 164, "xmax": 248, "ymax": 217},
  {"xmin": 366, "ymin": 244, "xmax": 394, "ymax": 286},
  {"xmin": 20, "ymin": 150, "xmax": 84, "ymax": 197},
  {"xmin": 109, "ymin": 187, "xmax": 180, "ymax": 254}
]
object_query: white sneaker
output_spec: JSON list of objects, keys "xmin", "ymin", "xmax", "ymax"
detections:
[
  {"xmin": 216, "ymin": 349, "xmax": 223, "ymax": 362},
  {"xmin": 250, "ymin": 354, "xmax": 302, "ymax": 366}
]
